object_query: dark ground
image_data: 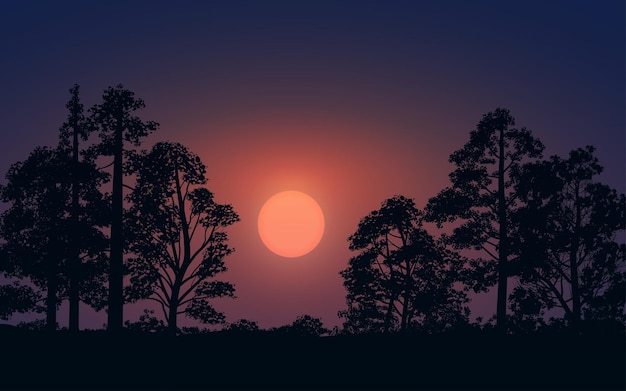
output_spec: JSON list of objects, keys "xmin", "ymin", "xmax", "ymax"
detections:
[{"xmin": 1, "ymin": 328, "xmax": 624, "ymax": 390}]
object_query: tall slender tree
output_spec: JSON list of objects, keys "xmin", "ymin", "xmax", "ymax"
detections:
[
  {"xmin": 58, "ymin": 84, "xmax": 109, "ymax": 331},
  {"xmin": 125, "ymin": 142, "xmax": 239, "ymax": 333},
  {"xmin": 89, "ymin": 85, "xmax": 158, "ymax": 332},
  {"xmin": 510, "ymin": 146, "xmax": 626, "ymax": 329},
  {"xmin": 425, "ymin": 108, "xmax": 544, "ymax": 331}
]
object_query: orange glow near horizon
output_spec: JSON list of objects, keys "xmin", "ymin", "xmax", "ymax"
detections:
[{"xmin": 258, "ymin": 191, "xmax": 325, "ymax": 258}]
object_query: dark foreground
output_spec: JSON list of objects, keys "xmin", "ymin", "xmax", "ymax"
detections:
[{"xmin": 1, "ymin": 329, "xmax": 624, "ymax": 390}]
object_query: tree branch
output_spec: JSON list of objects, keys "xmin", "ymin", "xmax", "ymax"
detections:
[
  {"xmin": 188, "ymin": 225, "xmax": 216, "ymax": 266},
  {"xmin": 178, "ymin": 277, "xmax": 203, "ymax": 304},
  {"xmin": 479, "ymin": 243, "xmax": 498, "ymax": 262},
  {"xmin": 97, "ymin": 160, "xmax": 115, "ymax": 170},
  {"xmin": 189, "ymin": 211, "xmax": 201, "ymax": 243}
]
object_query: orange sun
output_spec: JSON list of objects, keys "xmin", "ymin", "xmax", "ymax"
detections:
[{"xmin": 258, "ymin": 191, "xmax": 325, "ymax": 258}]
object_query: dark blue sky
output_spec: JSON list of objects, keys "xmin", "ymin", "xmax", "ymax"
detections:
[{"xmin": 1, "ymin": 1, "xmax": 624, "ymax": 329}]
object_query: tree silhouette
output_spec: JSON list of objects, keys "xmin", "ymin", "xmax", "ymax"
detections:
[
  {"xmin": 88, "ymin": 85, "xmax": 158, "ymax": 332},
  {"xmin": 339, "ymin": 195, "xmax": 468, "ymax": 334},
  {"xmin": 0, "ymin": 148, "xmax": 66, "ymax": 331},
  {"xmin": 510, "ymin": 146, "xmax": 626, "ymax": 329},
  {"xmin": 425, "ymin": 108, "xmax": 544, "ymax": 332},
  {"xmin": 58, "ymin": 84, "xmax": 110, "ymax": 331},
  {"xmin": 0, "ymin": 143, "xmax": 107, "ymax": 330},
  {"xmin": 125, "ymin": 141, "xmax": 239, "ymax": 334}
]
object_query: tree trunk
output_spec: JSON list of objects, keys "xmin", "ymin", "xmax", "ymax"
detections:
[
  {"xmin": 69, "ymin": 121, "xmax": 80, "ymax": 332},
  {"xmin": 400, "ymin": 263, "xmax": 411, "ymax": 331},
  {"xmin": 168, "ymin": 285, "xmax": 179, "ymax": 335},
  {"xmin": 166, "ymin": 168, "xmax": 190, "ymax": 336},
  {"xmin": 46, "ymin": 265, "xmax": 58, "ymax": 332},
  {"xmin": 570, "ymin": 184, "xmax": 582, "ymax": 330},
  {"xmin": 384, "ymin": 299, "xmax": 394, "ymax": 333},
  {"xmin": 108, "ymin": 113, "xmax": 124, "ymax": 332},
  {"xmin": 496, "ymin": 127, "xmax": 508, "ymax": 332},
  {"xmin": 174, "ymin": 168, "xmax": 192, "ymax": 270}
]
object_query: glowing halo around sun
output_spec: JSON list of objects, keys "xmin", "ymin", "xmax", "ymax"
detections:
[{"xmin": 257, "ymin": 191, "xmax": 325, "ymax": 258}]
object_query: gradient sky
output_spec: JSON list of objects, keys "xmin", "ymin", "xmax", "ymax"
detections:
[{"xmin": 1, "ymin": 1, "xmax": 624, "ymax": 330}]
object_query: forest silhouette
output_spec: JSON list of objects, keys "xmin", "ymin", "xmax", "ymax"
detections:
[{"xmin": 0, "ymin": 85, "xmax": 624, "ymax": 390}]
